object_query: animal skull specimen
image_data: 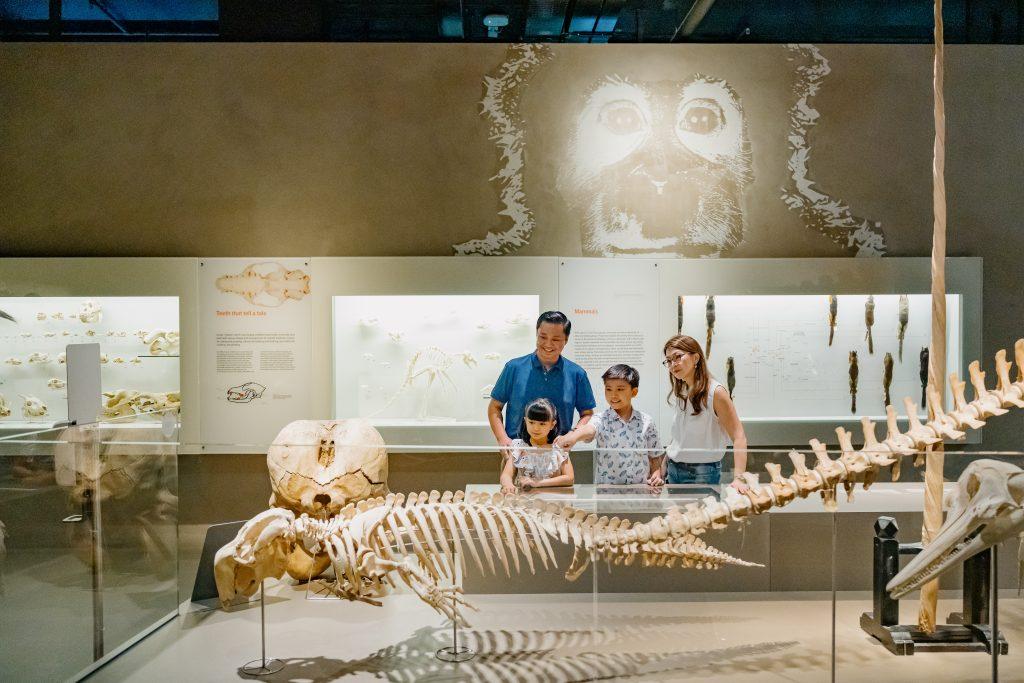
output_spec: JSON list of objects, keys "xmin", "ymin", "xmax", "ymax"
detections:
[
  {"xmin": 27, "ymin": 352, "xmax": 49, "ymax": 364},
  {"xmin": 215, "ymin": 262, "xmax": 310, "ymax": 307},
  {"xmin": 76, "ymin": 300, "xmax": 102, "ymax": 324},
  {"xmin": 46, "ymin": 378, "xmax": 66, "ymax": 390},
  {"xmin": 0, "ymin": 394, "xmax": 10, "ymax": 418},
  {"xmin": 887, "ymin": 459, "xmax": 1024, "ymax": 598},
  {"xmin": 266, "ymin": 419, "xmax": 389, "ymax": 579},
  {"xmin": 101, "ymin": 390, "xmax": 180, "ymax": 419},
  {"xmin": 20, "ymin": 395, "xmax": 48, "ymax": 419},
  {"xmin": 143, "ymin": 329, "xmax": 179, "ymax": 356}
]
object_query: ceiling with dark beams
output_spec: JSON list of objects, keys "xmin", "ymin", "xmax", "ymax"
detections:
[{"xmin": 2, "ymin": 0, "xmax": 1023, "ymax": 43}]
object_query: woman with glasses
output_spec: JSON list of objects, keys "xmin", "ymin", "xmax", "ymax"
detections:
[{"xmin": 661, "ymin": 334, "xmax": 748, "ymax": 491}]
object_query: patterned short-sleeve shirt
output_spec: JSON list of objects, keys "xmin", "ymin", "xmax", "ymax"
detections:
[
  {"xmin": 509, "ymin": 439, "xmax": 569, "ymax": 483},
  {"xmin": 592, "ymin": 407, "xmax": 661, "ymax": 485}
]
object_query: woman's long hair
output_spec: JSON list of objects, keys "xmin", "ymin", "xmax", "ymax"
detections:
[
  {"xmin": 664, "ymin": 335, "xmax": 712, "ymax": 415},
  {"xmin": 519, "ymin": 397, "xmax": 560, "ymax": 443}
]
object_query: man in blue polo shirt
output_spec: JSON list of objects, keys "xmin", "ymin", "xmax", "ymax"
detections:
[{"xmin": 487, "ymin": 311, "xmax": 596, "ymax": 447}]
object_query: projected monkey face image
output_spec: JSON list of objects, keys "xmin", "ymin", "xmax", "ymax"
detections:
[{"xmin": 557, "ymin": 75, "xmax": 753, "ymax": 257}]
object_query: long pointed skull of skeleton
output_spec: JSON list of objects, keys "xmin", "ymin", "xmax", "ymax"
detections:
[{"xmin": 887, "ymin": 459, "xmax": 1024, "ymax": 598}]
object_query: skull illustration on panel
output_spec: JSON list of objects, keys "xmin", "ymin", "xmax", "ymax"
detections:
[
  {"xmin": 557, "ymin": 75, "xmax": 752, "ymax": 257},
  {"xmin": 267, "ymin": 419, "xmax": 389, "ymax": 579}
]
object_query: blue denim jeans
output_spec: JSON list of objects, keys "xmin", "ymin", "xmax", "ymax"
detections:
[{"xmin": 666, "ymin": 460, "xmax": 722, "ymax": 485}]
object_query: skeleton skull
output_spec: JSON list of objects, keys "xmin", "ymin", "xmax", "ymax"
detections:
[
  {"xmin": 887, "ymin": 459, "xmax": 1024, "ymax": 598},
  {"xmin": 0, "ymin": 393, "xmax": 10, "ymax": 418},
  {"xmin": 267, "ymin": 419, "xmax": 389, "ymax": 580},
  {"xmin": 20, "ymin": 395, "xmax": 48, "ymax": 419},
  {"xmin": 77, "ymin": 300, "xmax": 102, "ymax": 324}
]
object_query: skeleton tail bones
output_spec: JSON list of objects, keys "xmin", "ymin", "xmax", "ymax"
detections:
[{"xmin": 215, "ymin": 489, "xmax": 757, "ymax": 624}]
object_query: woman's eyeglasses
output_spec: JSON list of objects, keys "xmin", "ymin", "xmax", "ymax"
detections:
[{"xmin": 662, "ymin": 353, "xmax": 688, "ymax": 367}]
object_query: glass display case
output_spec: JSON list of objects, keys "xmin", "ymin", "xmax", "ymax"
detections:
[
  {"xmin": 0, "ymin": 410, "xmax": 179, "ymax": 681},
  {"xmin": 332, "ymin": 294, "xmax": 539, "ymax": 426},
  {"xmin": 0, "ymin": 297, "xmax": 180, "ymax": 429}
]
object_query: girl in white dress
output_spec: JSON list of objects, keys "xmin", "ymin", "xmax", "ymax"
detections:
[
  {"xmin": 662, "ymin": 334, "xmax": 748, "ymax": 491},
  {"xmin": 500, "ymin": 398, "xmax": 574, "ymax": 493}
]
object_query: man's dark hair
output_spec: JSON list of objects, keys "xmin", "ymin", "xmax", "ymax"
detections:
[
  {"xmin": 602, "ymin": 364, "xmax": 639, "ymax": 389},
  {"xmin": 536, "ymin": 310, "xmax": 571, "ymax": 337}
]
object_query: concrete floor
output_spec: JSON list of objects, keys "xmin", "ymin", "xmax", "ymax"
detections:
[{"xmin": 83, "ymin": 582, "xmax": 1024, "ymax": 682}]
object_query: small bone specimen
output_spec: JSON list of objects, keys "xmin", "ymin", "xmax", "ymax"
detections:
[
  {"xmin": 919, "ymin": 347, "xmax": 929, "ymax": 405},
  {"xmin": 475, "ymin": 323, "xmax": 489, "ymax": 330},
  {"xmin": 85, "ymin": 330, "xmax": 96, "ymax": 337},
  {"xmin": 387, "ymin": 332, "xmax": 404, "ymax": 343},
  {"xmin": 483, "ymin": 353, "xmax": 501, "ymax": 361},
  {"xmin": 57, "ymin": 352, "xmax": 66, "ymax": 364},
  {"xmin": 112, "ymin": 357, "xmax": 125, "ymax": 364},
  {"xmin": 27, "ymin": 352, "xmax": 49, "ymax": 364},
  {"xmin": 0, "ymin": 394, "xmax": 10, "ymax": 417},
  {"xmin": 215, "ymin": 262, "xmax": 311, "ymax": 307},
  {"xmin": 143, "ymin": 329, "xmax": 179, "ymax": 356},
  {"xmin": 897, "ymin": 294, "xmax": 909, "ymax": 361},
  {"xmin": 130, "ymin": 357, "xmax": 142, "ymax": 365},
  {"xmin": 19, "ymin": 332, "xmax": 31, "ymax": 338},
  {"xmin": 100, "ymin": 354, "xmax": 108, "ymax": 364},
  {"xmin": 362, "ymin": 353, "xmax": 375, "ymax": 362},
  {"xmin": 43, "ymin": 332, "xmax": 55, "ymax": 338},
  {"xmin": 882, "ymin": 352, "xmax": 893, "ymax": 407},
  {"xmin": 227, "ymin": 382, "xmax": 266, "ymax": 403},
  {"xmin": 4, "ymin": 357, "xmax": 21, "ymax": 365},
  {"xmin": 848, "ymin": 351, "xmax": 858, "ymax": 413},
  {"xmin": 47, "ymin": 378, "xmax": 66, "ymax": 390},
  {"xmin": 359, "ymin": 317, "xmax": 380, "ymax": 327},
  {"xmin": 76, "ymin": 300, "xmax": 102, "ymax": 324},
  {"xmin": 705, "ymin": 296, "xmax": 716, "ymax": 358},
  {"xmin": 864, "ymin": 295, "xmax": 875, "ymax": 354},
  {"xmin": 827, "ymin": 295, "xmax": 837, "ymax": 346},
  {"xmin": 101, "ymin": 390, "xmax": 180, "ymax": 419},
  {"xmin": 21, "ymin": 395, "xmax": 48, "ymax": 418},
  {"xmin": 134, "ymin": 329, "xmax": 149, "ymax": 342},
  {"xmin": 36, "ymin": 312, "xmax": 46, "ymax": 321},
  {"xmin": 726, "ymin": 357, "xmax": 736, "ymax": 398},
  {"xmin": 61, "ymin": 331, "xmax": 70, "ymax": 337},
  {"xmin": 506, "ymin": 314, "xmax": 528, "ymax": 326},
  {"xmin": 51, "ymin": 312, "xmax": 63, "ymax": 321},
  {"xmin": 677, "ymin": 295, "xmax": 685, "ymax": 334}
]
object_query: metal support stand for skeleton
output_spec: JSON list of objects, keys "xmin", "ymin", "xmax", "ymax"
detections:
[
  {"xmin": 435, "ymin": 538, "xmax": 475, "ymax": 663},
  {"xmin": 241, "ymin": 582, "xmax": 284, "ymax": 675},
  {"xmin": 860, "ymin": 516, "xmax": 1008, "ymax": 656}
]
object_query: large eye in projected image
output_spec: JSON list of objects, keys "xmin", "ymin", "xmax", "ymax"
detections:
[
  {"xmin": 598, "ymin": 100, "xmax": 646, "ymax": 136},
  {"xmin": 678, "ymin": 99, "xmax": 724, "ymax": 136}
]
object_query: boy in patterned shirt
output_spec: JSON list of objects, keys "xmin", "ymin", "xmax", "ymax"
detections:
[{"xmin": 557, "ymin": 364, "xmax": 663, "ymax": 486}]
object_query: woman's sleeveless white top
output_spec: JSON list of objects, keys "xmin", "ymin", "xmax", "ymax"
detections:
[{"xmin": 667, "ymin": 379, "xmax": 732, "ymax": 464}]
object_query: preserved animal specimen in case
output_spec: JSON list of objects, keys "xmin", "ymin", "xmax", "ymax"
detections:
[
  {"xmin": 897, "ymin": 294, "xmax": 909, "ymax": 361},
  {"xmin": 863, "ymin": 295, "xmax": 875, "ymax": 354}
]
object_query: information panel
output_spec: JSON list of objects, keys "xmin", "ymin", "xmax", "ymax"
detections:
[
  {"xmin": 559, "ymin": 260, "xmax": 662, "ymax": 425},
  {"xmin": 199, "ymin": 258, "xmax": 313, "ymax": 446}
]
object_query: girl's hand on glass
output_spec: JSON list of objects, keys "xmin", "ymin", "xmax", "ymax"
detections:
[
  {"xmin": 730, "ymin": 476, "xmax": 749, "ymax": 494},
  {"xmin": 519, "ymin": 477, "xmax": 536, "ymax": 489},
  {"xmin": 646, "ymin": 472, "xmax": 664, "ymax": 488},
  {"xmin": 501, "ymin": 484, "xmax": 517, "ymax": 495}
]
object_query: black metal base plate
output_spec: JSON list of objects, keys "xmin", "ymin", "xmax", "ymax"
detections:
[{"xmin": 861, "ymin": 612, "xmax": 1008, "ymax": 656}]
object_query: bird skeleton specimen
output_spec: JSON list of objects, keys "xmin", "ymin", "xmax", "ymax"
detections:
[
  {"xmin": 0, "ymin": 394, "xmax": 10, "ymax": 418},
  {"xmin": 864, "ymin": 295, "xmax": 875, "ymax": 354},
  {"xmin": 20, "ymin": 395, "xmax": 48, "ymax": 418},
  {"xmin": 726, "ymin": 357, "xmax": 736, "ymax": 398},
  {"xmin": 75, "ymin": 300, "xmax": 102, "ymax": 324},
  {"xmin": 215, "ymin": 262, "xmax": 310, "ymax": 307},
  {"xmin": 373, "ymin": 347, "xmax": 479, "ymax": 419},
  {"xmin": 143, "ymin": 329, "xmax": 179, "ymax": 356},
  {"xmin": 704, "ymin": 296, "xmax": 716, "ymax": 358}
]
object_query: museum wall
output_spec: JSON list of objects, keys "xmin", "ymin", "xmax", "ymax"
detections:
[{"xmin": 2, "ymin": 43, "xmax": 1024, "ymax": 596}]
